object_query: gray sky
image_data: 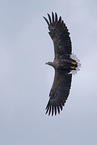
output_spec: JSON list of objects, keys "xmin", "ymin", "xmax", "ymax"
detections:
[{"xmin": 0, "ymin": 0, "xmax": 97, "ymax": 145}]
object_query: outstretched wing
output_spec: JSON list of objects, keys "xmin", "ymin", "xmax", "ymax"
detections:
[
  {"xmin": 43, "ymin": 12, "xmax": 72, "ymax": 58},
  {"xmin": 45, "ymin": 71, "xmax": 72, "ymax": 116}
]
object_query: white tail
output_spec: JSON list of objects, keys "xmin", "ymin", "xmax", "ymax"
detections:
[{"xmin": 70, "ymin": 53, "xmax": 81, "ymax": 75}]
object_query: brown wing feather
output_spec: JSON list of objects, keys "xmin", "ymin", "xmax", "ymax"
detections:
[
  {"xmin": 43, "ymin": 12, "xmax": 72, "ymax": 58},
  {"xmin": 43, "ymin": 12, "xmax": 72, "ymax": 116},
  {"xmin": 45, "ymin": 71, "xmax": 72, "ymax": 116}
]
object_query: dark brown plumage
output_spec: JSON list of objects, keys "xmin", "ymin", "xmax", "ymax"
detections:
[{"xmin": 43, "ymin": 12, "xmax": 79, "ymax": 116}]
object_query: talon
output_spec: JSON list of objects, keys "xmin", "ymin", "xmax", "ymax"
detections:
[
  {"xmin": 71, "ymin": 62, "xmax": 77, "ymax": 65},
  {"xmin": 71, "ymin": 66, "xmax": 76, "ymax": 69}
]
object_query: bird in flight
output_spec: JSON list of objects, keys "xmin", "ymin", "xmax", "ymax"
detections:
[{"xmin": 43, "ymin": 12, "xmax": 80, "ymax": 116}]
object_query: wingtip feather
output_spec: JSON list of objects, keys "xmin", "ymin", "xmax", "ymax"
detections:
[
  {"xmin": 52, "ymin": 12, "xmax": 54, "ymax": 22},
  {"xmin": 43, "ymin": 16, "xmax": 49, "ymax": 25},
  {"xmin": 47, "ymin": 13, "xmax": 51, "ymax": 23},
  {"xmin": 55, "ymin": 12, "xmax": 58, "ymax": 21},
  {"xmin": 59, "ymin": 16, "xmax": 62, "ymax": 22}
]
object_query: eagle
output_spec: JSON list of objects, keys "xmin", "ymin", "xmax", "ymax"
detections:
[{"xmin": 43, "ymin": 12, "xmax": 80, "ymax": 116}]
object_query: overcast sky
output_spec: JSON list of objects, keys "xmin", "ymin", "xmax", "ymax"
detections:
[{"xmin": 0, "ymin": 0, "xmax": 97, "ymax": 145}]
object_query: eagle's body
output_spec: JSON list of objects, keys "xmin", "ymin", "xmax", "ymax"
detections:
[
  {"xmin": 43, "ymin": 12, "xmax": 80, "ymax": 116},
  {"xmin": 47, "ymin": 57, "xmax": 77, "ymax": 70}
]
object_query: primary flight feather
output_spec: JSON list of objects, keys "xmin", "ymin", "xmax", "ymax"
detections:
[{"xmin": 43, "ymin": 12, "xmax": 80, "ymax": 116}]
